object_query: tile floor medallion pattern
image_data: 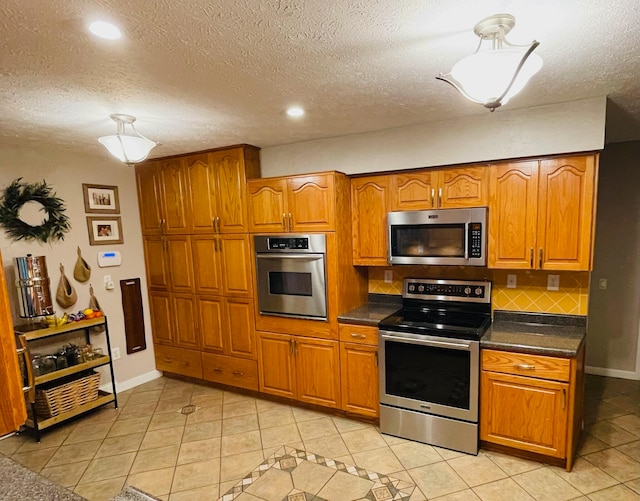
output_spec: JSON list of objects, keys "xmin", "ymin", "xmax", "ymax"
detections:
[
  {"xmin": 218, "ymin": 446, "xmax": 414, "ymax": 501},
  {"xmin": 0, "ymin": 374, "xmax": 637, "ymax": 501}
]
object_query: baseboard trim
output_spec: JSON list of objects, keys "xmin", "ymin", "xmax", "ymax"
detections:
[
  {"xmin": 586, "ymin": 365, "xmax": 640, "ymax": 380},
  {"xmin": 99, "ymin": 370, "xmax": 163, "ymax": 394}
]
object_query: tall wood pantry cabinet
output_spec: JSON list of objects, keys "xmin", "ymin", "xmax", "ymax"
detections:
[{"xmin": 135, "ymin": 145, "xmax": 261, "ymax": 389}]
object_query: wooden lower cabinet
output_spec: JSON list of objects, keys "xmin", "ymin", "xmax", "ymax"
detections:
[
  {"xmin": 201, "ymin": 352, "xmax": 259, "ymax": 391},
  {"xmin": 257, "ymin": 331, "xmax": 340, "ymax": 409},
  {"xmin": 155, "ymin": 345, "xmax": 203, "ymax": 379},
  {"xmin": 480, "ymin": 347, "xmax": 584, "ymax": 470},
  {"xmin": 340, "ymin": 342, "xmax": 378, "ymax": 418}
]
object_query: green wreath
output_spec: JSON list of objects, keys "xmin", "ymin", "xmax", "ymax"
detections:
[{"xmin": 0, "ymin": 178, "xmax": 71, "ymax": 243}]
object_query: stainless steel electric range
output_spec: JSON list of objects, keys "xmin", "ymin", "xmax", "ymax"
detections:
[{"xmin": 378, "ymin": 278, "xmax": 491, "ymax": 455}]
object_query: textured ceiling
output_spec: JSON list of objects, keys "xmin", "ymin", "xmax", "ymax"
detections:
[{"xmin": 1, "ymin": 0, "xmax": 638, "ymax": 160}]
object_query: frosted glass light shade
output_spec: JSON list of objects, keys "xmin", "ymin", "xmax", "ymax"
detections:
[
  {"xmin": 451, "ymin": 48, "xmax": 543, "ymax": 106},
  {"xmin": 98, "ymin": 135, "xmax": 157, "ymax": 163}
]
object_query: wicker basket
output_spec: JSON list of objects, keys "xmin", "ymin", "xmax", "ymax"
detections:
[{"xmin": 34, "ymin": 371, "xmax": 100, "ymax": 418}]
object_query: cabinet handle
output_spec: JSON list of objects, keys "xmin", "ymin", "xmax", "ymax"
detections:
[
  {"xmin": 289, "ymin": 338, "xmax": 294, "ymax": 354},
  {"xmin": 216, "ymin": 216, "xmax": 220, "ymax": 233},
  {"xmin": 212, "ymin": 217, "xmax": 216, "ymax": 230},
  {"xmin": 232, "ymin": 371, "xmax": 244, "ymax": 376},
  {"xmin": 161, "ymin": 218, "xmax": 166, "ymax": 233},
  {"xmin": 514, "ymin": 363, "xmax": 536, "ymax": 370},
  {"xmin": 375, "ymin": 351, "xmax": 378, "ymax": 367},
  {"xmin": 562, "ymin": 388, "xmax": 566, "ymax": 409},
  {"xmin": 282, "ymin": 213, "xmax": 287, "ymax": 230},
  {"xmin": 351, "ymin": 333, "xmax": 366, "ymax": 339},
  {"xmin": 431, "ymin": 189, "xmax": 435, "ymax": 208},
  {"xmin": 529, "ymin": 248, "xmax": 533, "ymax": 268},
  {"xmin": 163, "ymin": 357, "xmax": 173, "ymax": 363},
  {"xmin": 539, "ymin": 248, "xmax": 543, "ymax": 269},
  {"xmin": 183, "ymin": 361, "xmax": 191, "ymax": 366},
  {"xmin": 288, "ymin": 213, "xmax": 293, "ymax": 232},
  {"xmin": 293, "ymin": 339, "xmax": 297, "ymax": 355},
  {"xmin": 213, "ymin": 368, "xmax": 223, "ymax": 373},
  {"xmin": 438, "ymin": 188, "xmax": 442, "ymax": 207}
]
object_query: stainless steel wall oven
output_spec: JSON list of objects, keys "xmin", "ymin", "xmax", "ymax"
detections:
[
  {"xmin": 379, "ymin": 278, "xmax": 491, "ymax": 455},
  {"xmin": 254, "ymin": 234, "xmax": 327, "ymax": 320}
]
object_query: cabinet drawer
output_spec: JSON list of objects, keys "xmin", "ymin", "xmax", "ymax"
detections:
[
  {"xmin": 202, "ymin": 352, "xmax": 259, "ymax": 391},
  {"xmin": 155, "ymin": 345, "xmax": 203, "ymax": 379},
  {"xmin": 482, "ymin": 349, "xmax": 570, "ymax": 382},
  {"xmin": 339, "ymin": 323, "xmax": 378, "ymax": 346}
]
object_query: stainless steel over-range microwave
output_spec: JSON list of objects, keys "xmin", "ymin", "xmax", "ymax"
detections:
[{"xmin": 388, "ymin": 207, "xmax": 487, "ymax": 266}]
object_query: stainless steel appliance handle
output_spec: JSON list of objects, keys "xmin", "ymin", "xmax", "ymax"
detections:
[
  {"xmin": 256, "ymin": 254, "xmax": 324, "ymax": 260},
  {"xmin": 380, "ymin": 331, "xmax": 471, "ymax": 350},
  {"xmin": 464, "ymin": 222, "xmax": 469, "ymax": 260}
]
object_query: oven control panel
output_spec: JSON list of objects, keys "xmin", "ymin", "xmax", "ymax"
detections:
[
  {"xmin": 267, "ymin": 237, "xmax": 309, "ymax": 250},
  {"xmin": 404, "ymin": 279, "xmax": 491, "ymax": 303}
]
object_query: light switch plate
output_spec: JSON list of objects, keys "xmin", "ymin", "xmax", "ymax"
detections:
[
  {"xmin": 384, "ymin": 270, "xmax": 393, "ymax": 283},
  {"xmin": 507, "ymin": 274, "xmax": 517, "ymax": 289},
  {"xmin": 547, "ymin": 274, "xmax": 560, "ymax": 291}
]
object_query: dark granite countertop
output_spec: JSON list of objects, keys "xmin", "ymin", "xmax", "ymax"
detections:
[
  {"xmin": 482, "ymin": 311, "xmax": 587, "ymax": 357},
  {"xmin": 338, "ymin": 294, "xmax": 401, "ymax": 327}
]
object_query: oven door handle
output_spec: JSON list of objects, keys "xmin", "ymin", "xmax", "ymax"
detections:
[
  {"xmin": 256, "ymin": 254, "xmax": 324, "ymax": 260},
  {"xmin": 380, "ymin": 331, "xmax": 472, "ymax": 350}
]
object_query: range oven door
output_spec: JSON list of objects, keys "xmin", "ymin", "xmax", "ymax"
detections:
[
  {"xmin": 255, "ymin": 253, "xmax": 327, "ymax": 320},
  {"xmin": 379, "ymin": 330, "xmax": 479, "ymax": 422}
]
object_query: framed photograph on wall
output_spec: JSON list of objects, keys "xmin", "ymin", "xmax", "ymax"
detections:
[
  {"xmin": 82, "ymin": 184, "xmax": 120, "ymax": 214},
  {"xmin": 86, "ymin": 216, "xmax": 124, "ymax": 245}
]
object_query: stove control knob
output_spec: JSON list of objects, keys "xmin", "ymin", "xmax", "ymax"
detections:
[
  {"xmin": 408, "ymin": 284, "xmax": 415, "ymax": 292},
  {"xmin": 418, "ymin": 285, "xmax": 425, "ymax": 292},
  {"xmin": 464, "ymin": 287, "xmax": 471, "ymax": 295},
  {"xmin": 475, "ymin": 287, "xmax": 483, "ymax": 296}
]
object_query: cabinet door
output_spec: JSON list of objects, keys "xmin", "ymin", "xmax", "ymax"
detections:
[
  {"xmin": 340, "ymin": 342, "xmax": 379, "ymax": 417},
  {"xmin": 212, "ymin": 148, "xmax": 250, "ymax": 233},
  {"xmin": 351, "ymin": 176, "xmax": 389, "ymax": 265},
  {"xmin": 167, "ymin": 236, "xmax": 195, "ymax": 293},
  {"xmin": 480, "ymin": 371, "xmax": 568, "ymax": 458},
  {"xmin": 135, "ymin": 161, "xmax": 163, "ymax": 235},
  {"xmin": 143, "ymin": 236, "xmax": 170, "ymax": 290},
  {"xmin": 225, "ymin": 297, "xmax": 256, "ymax": 359},
  {"xmin": 439, "ymin": 166, "xmax": 488, "ymax": 208},
  {"xmin": 185, "ymin": 153, "xmax": 217, "ymax": 233},
  {"xmin": 258, "ymin": 332, "xmax": 296, "ymax": 399},
  {"xmin": 488, "ymin": 161, "xmax": 539, "ymax": 269},
  {"xmin": 171, "ymin": 294, "xmax": 200, "ymax": 349},
  {"xmin": 159, "ymin": 157, "xmax": 191, "ymax": 234},
  {"xmin": 295, "ymin": 337, "xmax": 340, "ymax": 409},
  {"xmin": 148, "ymin": 291, "xmax": 173, "ymax": 345},
  {"xmin": 537, "ymin": 156, "xmax": 596, "ymax": 271},
  {"xmin": 247, "ymin": 179, "xmax": 288, "ymax": 232},
  {"xmin": 192, "ymin": 236, "xmax": 223, "ymax": 295},
  {"xmin": 287, "ymin": 174, "xmax": 335, "ymax": 231},
  {"xmin": 220, "ymin": 234, "xmax": 253, "ymax": 297},
  {"xmin": 198, "ymin": 296, "xmax": 224, "ymax": 353},
  {"xmin": 389, "ymin": 171, "xmax": 436, "ymax": 210}
]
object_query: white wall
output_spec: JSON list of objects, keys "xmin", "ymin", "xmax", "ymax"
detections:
[
  {"xmin": 587, "ymin": 141, "xmax": 640, "ymax": 379},
  {"xmin": 0, "ymin": 145, "xmax": 159, "ymax": 391},
  {"xmin": 260, "ymin": 97, "xmax": 606, "ymax": 177}
]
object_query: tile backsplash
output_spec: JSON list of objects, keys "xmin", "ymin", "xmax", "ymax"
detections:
[{"xmin": 368, "ymin": 267, "xmax": 590, "ymax": 315}]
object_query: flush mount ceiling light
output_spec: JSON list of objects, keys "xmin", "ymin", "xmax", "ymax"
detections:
[
  {"xmin": 436, "ymin": 14, "xmax": 542, "ymax": 111},
  {"xmin": 286, "ymin": 106, "xmax": 305, "ymax": 117},
  {"xmin": 98, "ymin": 114, "xmax": 158, "ymax": 165},
  {"xmin": 88, "ymin": 21, "xmax": 122, "ymax": 40}
]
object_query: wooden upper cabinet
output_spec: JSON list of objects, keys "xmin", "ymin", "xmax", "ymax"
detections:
[
  {"xmin": 159, "ymin": 157, "xmax": 191, "ymax": 234},
  {"xmin": 220, "ymin": 234, "xmax": 253, "ymax": 297},
  {"xmin": 248, "ymin": 173, "xmax": 337, "ymax": 232},
  {"xmin": 166, "ymin": 236, "xmax": 195, "ymax": 293},
  {"xmin": 136, "ymin": 161, "xmax": 164, "ymax": 235},
  {"xmin": 191, "ymin": 236, "xmax": 223, "ymax": 295},
  {"xmin": 212, "ymin": 148, "xmax": 251, "ymax": 233},
  {"xmin": 143, "ymin": 236, "xmax": 170, "ymax": 290},
  {"xmin": 488, "ymin": 155, "xmax": 597, "ymax": 271},
  {"xmin": 389, "ymin": 171, "xmax": 436, "ymax": 210},
  {"xmin": 439, "ymin": 166, "xmax": 488, "ymax": 208},
  {"xmin": 351, "ymin": 175, "xmax": 389, "ymax": 265},
  {"xmin": 248, "ymin": 178, "xmax": 288, "ymax": 232},
  {"xmin": 538, "ymin": 156, "xmax": 596, "ymax": 270},
  {"xmin": 185, "ymin": 154, "xmax": 218, "ymax": 233},
  {"xmin": 488, "ymin": 161, "xmax": 539, "ymax": 269},
  {"xmin": 287, "ymin": 174, "xmax": 335, "ymax": 231}
]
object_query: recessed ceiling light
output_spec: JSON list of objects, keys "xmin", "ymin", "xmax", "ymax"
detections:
[
  {"xmin": 88, "ymin": 21, "xmax": 122, "ymax": 40},
  {"xmin": 286, "ymin": 107, "xmax": 305, "ymax": 118}
]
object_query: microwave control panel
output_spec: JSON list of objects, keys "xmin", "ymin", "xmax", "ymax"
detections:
[{"xmin": 469, "ymin": 223, "xmax": 483, "ymax": 258}]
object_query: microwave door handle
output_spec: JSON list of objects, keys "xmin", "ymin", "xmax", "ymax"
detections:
[{"xmin": 464, "ymin": 222, "xmax": 469, "ymax": 260}]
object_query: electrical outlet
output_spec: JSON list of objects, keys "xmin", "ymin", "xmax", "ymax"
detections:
[
  {"xmin": 507, "ymin": 274, "xmax": 517, "ymax": 289},
  {"xmin": 112, "ymin": 347, "xmax": 121, "ymax": 360},
  {"xmin": 384, "ymin": 270, "xmax": 393, "ymax": 283},
  {"xmin": 598, "ymin": 278, "xmax": 608, "ymax": 290},
  {"xmin": 547, "ymin": 274, "xmax": 560, "ymax": 291}
]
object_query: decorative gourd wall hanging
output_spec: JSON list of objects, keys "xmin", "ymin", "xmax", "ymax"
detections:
[{"xmin": 0, "ymin": 178, "xmax": 71, "ymax": 242}]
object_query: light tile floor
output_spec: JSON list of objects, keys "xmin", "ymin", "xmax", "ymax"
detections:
[{"xmin": 0, "ymin": 374, "xmax": 637, "ymax": 501}]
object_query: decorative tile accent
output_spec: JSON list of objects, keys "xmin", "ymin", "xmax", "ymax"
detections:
[
  {"xmin": 368, "ymin": 267, "xmax": 590, "ymax": 315},
  {"xmin": 218, "ymin": 446, "xmax": 414, "ymax": 501}
]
